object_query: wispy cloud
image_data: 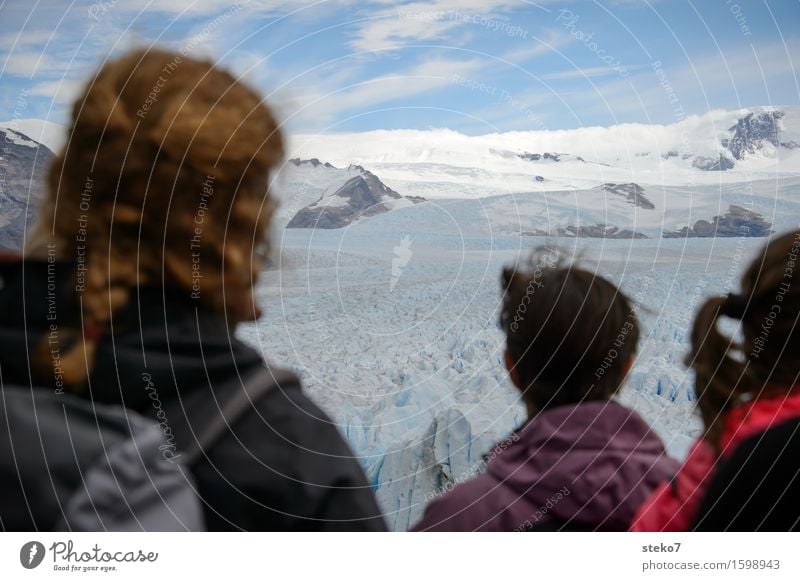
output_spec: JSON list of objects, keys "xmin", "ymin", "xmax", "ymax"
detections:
[
  {"xmin": 349, "ymin": 0, "xmax": 547, "ymax": 52},
  {"xmin": 290, "ymin": 56, "xmax": 485, "ymax": 128},
  {"xmin": 499, "ymin": 28, "xmax": 574, "ymax": 65},
  {"xmin": 567, "ymin": 38, "xmax": 800, "ymax": 120},
  {"xmin": 29, "ymin": 78, "xmax": 84, "ymax": 105},
  {"xmin": 541, "ymin": 65, "xmax": 637, "ymax": 80}
]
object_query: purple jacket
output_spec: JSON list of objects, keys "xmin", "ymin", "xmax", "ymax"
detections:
[{"xmin": 412, "ymin": 400, "xmax": 679, "ymax": 531}]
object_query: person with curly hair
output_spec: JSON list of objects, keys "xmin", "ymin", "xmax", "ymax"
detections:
[{"xmin": 0, "ymin": 49, "xmax": 386, "ymax": 531}]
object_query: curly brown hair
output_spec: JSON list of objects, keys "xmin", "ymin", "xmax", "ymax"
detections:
[
  {"xmin": 27, "ymin": 48, "xmax": 284, "ymax": 389},
  {"xmin": 688, "ymin": 229, "xmax": 800, "ymax": 450},
  {"xmin": 499, "ymin": 247, "xmax": 640, "ymax": 413}
]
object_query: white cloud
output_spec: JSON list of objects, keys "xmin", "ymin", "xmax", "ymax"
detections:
[
  {"xmin": 29, "ymin": 78, "xmax": 85, "ymax": 106},
  {"xmin": 349, "ymin": 0, "xmax": 546, "ymax": 52},
  {"xmin": 567, "ymin": 39, "xmax": 800, "ymax": 119},
  {"xmin": 0, "ymin": 30, "xmax": 56, "ymax": 51},
  {"xmin": 499, "ymin": 28, "xmax": 574, "ymax": 65},
  {"xmin": 289, "ymin": 56, "xmax": 485, "ymax": 128}
]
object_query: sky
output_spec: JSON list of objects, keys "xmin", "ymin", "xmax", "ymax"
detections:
[{"xmin": 0, "ymin": 0, "xmax": 798, "ymax": 136}]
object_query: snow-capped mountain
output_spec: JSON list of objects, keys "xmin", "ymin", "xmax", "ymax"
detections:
[
  {"xmin": 274, "ymin": 158, "xmax": 425, "ymax": 229},
  {"xmin": 289, "ymin": 106, "xmax": 800, "ymax": 198},
  {"xmin": 3, "ymin": 107, "xmax": 798, "ymax": 243},
  {"xmin": 0, "ymin": 119, "xmax": 65, "ymax": 154},
  {"xmin": 723, "ymin": 110, "xmax": 798, "ymax": 160},
  {"xmin": 0, "ymin": 126, "xmax": 54, "ymax": 249},
  {"xmin": 281, "ymin": 107, "xmax": 800, "ymax": 238}
]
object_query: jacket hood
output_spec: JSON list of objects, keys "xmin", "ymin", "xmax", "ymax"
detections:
[
  {"xmin": 486, "ymin": 400, "xmax": 679, "ymax": 529},
  {"xmin": 0, "ymin": 258, "xmax": 262, "ymax": 412}
]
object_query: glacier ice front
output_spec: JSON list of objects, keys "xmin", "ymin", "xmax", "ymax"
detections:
[{"xmin": 240, "ymin": 217, "xmax": 771, "ymax": 529}]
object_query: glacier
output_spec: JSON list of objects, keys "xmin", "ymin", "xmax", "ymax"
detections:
[{"xmin": 238, "ymin": 205, "xmax": 771, "ymax": 530}]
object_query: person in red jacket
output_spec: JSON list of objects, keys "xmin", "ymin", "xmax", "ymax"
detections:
[
  {"xmin": 631, "ymin": 229, "xmax": 800, "ymax": 531},
  {"xmin": 412, "ymin": 248, "xmax": 678, "ymax": 531}
]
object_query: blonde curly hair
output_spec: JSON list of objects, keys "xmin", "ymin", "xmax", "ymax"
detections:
[{"xmin": 27, "ymin": 48, "xmax": 284, "ymax": 388}]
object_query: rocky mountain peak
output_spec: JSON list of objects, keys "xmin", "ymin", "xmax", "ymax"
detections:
[
  {"xmin": 286, "ymin": 162, "xmax": 424, "ymax": 229},
  {"xmin": 723, "ymin": 110, "xmax": 783, "ymax": 160},
  {"xmin": 601, "ymin": 182, "xmax": 655, "ymax": 210},
  {"xmin": 518, "ymin": 152, "xmax": 585, "ymax": 163},
  {"xmin": 288, "ymin": 157, "xmax": 336, "ymax": 169},
  {"xmin": 664, "ymin": 204, "xmax": 773, "ymax": 238}
]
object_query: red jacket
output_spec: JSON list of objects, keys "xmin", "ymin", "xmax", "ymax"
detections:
[{"xmin": 630, "ymin": 390, "xmax": 800, "ymax": 531}]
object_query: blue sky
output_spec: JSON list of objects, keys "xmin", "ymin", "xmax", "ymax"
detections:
[{"xmin": 1, "ymin": 0, "xmax": 798, "ymax": 135}]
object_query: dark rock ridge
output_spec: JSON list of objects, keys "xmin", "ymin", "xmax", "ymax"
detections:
[
  {"xmin": 692, "ymin": 153, "xmax": 735, "ymax": 171},
  {"xmin": 663, "ymin": 205, "xmax": 773, "ymax": 238},
  {"xmin": 523, "ymin": 225, "xmax": 648, "ymax": 239},
  {"xmin": 287, "ymin": 166, "xmax": 424, "ymax": 229},
  {"xmin": 722, "ymin": 111, "xmax": 783, "ymax": 160},
  {"xmin": 600, "ymin": 183, "xmax": 655, "ymax": 210},
  {"xmin": 518, "ymin": 152, "xmax": 584, "ymax": 163},
  {"xmin": 288, "ymin": 157, "xmax": 336, "ymax": 169},
  {"xmin": 0, "ymin": 128, "xmax": 54, "ymax": 249}
]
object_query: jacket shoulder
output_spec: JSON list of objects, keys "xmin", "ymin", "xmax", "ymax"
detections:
[
  {"xmin": 195, "ymin": 366, "xmax": 386, "ymax": 530},
  {"xmin": 412, "ymin": 474, "xmax": 504, "ymax": 531}
]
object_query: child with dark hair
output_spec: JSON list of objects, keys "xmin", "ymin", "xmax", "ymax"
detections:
[
  {"xmin": 412, "ymin": 248, "xmax": 677, "ymax": 531},
  {"xmin": 632, "ymin": 230, "xmax": 800, "ymax": 531}
]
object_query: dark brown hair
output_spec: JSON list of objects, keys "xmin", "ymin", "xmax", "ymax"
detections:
[
  {"xmin": 688, "ymin": 229, "xmax": 800, "ymax": 449},
  {"xmin": 499, "ymin": 247, "xmax": 640, "ymax": 412},
  {"xmin": 27, "ymin": 48, "xmax": 284, "ymax": 388}
]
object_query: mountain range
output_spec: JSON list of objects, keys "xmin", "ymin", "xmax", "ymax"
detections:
[{"xmin": 3, "ymin": 106, "xmax": 800, "ymax": 248}]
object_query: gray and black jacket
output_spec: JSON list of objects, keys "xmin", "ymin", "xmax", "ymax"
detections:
[{"xmin": 0, "ymin": 256, "xmax": 386, "ymax": 531}]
